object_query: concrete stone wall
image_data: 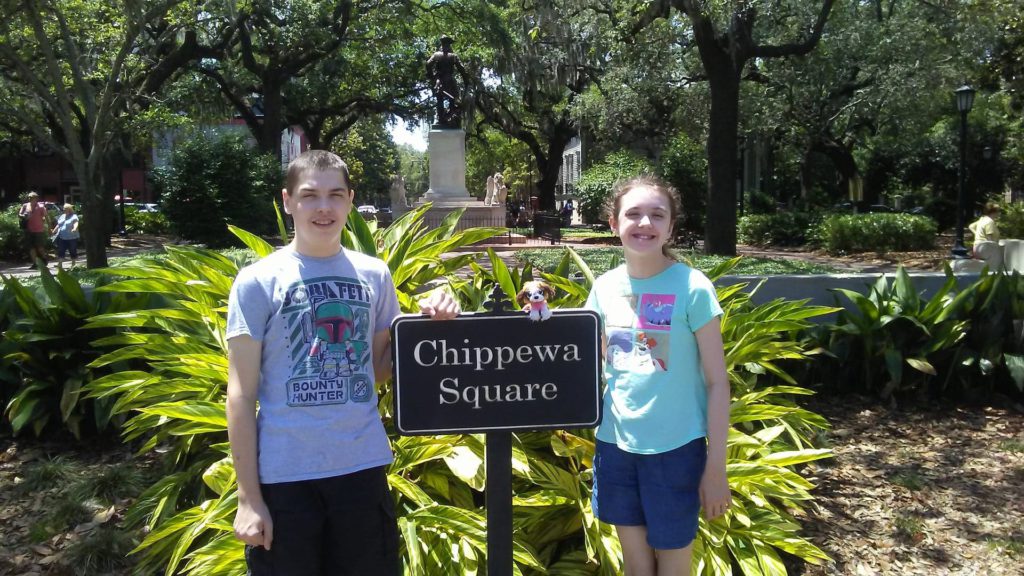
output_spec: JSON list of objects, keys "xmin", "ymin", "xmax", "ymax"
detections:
[{"xmin": 718, "ymin": 272, "xmax": 983, "ymax": 323}]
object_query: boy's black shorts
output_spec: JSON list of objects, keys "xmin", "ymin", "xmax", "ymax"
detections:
[{"xmin": 246, "ymin": 465, "xmax": 399, "ymax": 576}]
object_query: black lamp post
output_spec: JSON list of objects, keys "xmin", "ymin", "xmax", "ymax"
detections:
[{"xmin": 951, "ymin": 84, "xmax": 975, "ymax": 259}]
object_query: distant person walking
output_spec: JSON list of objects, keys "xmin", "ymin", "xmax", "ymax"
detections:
[
  {"xmin": 969, "ymin": 202, "xmax": 1001, "ymax": 249},
  {"xmin": 18, "ymin": 191, "xmax": 50, "ymax": 265},
  {"xmin": 52, "ymin": 203, "xmax": 80, "ymax": 267}
]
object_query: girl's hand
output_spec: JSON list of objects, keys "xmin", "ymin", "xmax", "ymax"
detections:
[{"xmin": 700, "ymin": 464, "xmax": 731, "ymax": 520}]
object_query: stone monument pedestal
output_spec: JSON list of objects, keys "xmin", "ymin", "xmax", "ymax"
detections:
[{"xmin": 415, "ymin": 128, "xmax": 505, "ymax": 231}]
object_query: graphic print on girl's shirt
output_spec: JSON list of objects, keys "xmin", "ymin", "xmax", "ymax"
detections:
[{"xmin": 604, "ymin": 293, "xmax": 675, "ymax": 374}]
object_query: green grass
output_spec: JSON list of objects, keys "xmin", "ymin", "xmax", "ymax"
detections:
[
  {"xmin": 893, "ymin": 513, "xmax": 927, "ymax": 542},
  {"xmin": 30, "ymin": 497, "xmax": 93, "ymax": 542},
  {"xmin": 515, "ymin": 246, "xmax": 839, "ymax": 276},
  {"xmin": 62, "ymin": 526, "xmax": 135, "ymax": 575},
  {"xmin": 559, "ymin": 227, "xmax": 616, "ymax": 240},
  {"xmin": 69, "ymin": 465, "xmax": 146, "ymax": 504},
  {"xmin": 998, "ymin": 438, "xmax": 1024, "ymax": 453},
  {"xmin": 986, "ymin": 534, "xmax": 1024, "ymax": 558},
  {"xmin": 889, "ymin": 469, "xmax": 927, "ymax": 491},
  {"xmin": 18, "ymin": 456, "xmax": 80, "ymax": 494}
]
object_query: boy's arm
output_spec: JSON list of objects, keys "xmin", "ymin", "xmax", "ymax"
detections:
[
  {"xmin": 695, "ymin": 317, "xmax": 732, "ymax": 520},
  {"xmin": 372, "ymin": 328, "xmax": 393, "ymax": 384},
  {"xmin": 373, "ymin": 289, "xmax": 461, "ymax": 384},
  {"xmin": 226, "ymin": 335, "xmax": 274, "ymax": 549}
]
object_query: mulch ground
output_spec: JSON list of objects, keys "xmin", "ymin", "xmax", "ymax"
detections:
[{"xmin": 795, "ymin": 394, "xmax": 1024, "ymax": 575}]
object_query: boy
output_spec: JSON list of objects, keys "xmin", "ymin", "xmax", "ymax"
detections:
[{"xmin": 226, "ymin": 150, "xmax": 458, "ymax": 575}]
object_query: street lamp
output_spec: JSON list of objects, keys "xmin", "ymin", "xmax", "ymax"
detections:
[{"xmin": 951, "ymin": 84, "xmax": 975, "ymax": 259}]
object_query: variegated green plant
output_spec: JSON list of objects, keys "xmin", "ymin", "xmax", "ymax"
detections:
[
  {"xmin": 446, "ymin": 249, "xmax": 837, "ymax": 574},
  {"xmin": 83, "ymin": 215, "xmax": 835, "ymax": 575},
  {"xmin": 83, "ymin": 206, "xmax": 518, "ymax": 575}
]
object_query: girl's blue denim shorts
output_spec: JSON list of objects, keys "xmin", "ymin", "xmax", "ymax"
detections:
[{"xmin": 592, "ymin": 437, "xmax": 707, "ymax": 550}]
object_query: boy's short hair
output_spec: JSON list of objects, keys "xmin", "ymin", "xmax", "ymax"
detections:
[
  {"xmin": 286, "ymin": 150, "xmax": 351, "ymax": 195},
  {"xmin": 63, "ymin": 203, "xmax": 74, "ymax": 210},
  {"xmin": 27, "ymin": 191, "xmax": 39, "ymax": 199}
]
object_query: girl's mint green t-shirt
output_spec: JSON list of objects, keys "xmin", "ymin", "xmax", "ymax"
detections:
[{"xmin": 585, "ymin": 262, "xmax": 722, "ymax": 454}]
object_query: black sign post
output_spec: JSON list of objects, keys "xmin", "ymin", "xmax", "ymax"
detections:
[{"xmin": 391, "ymin": 288, "xmax": 601, "ymax": 575}]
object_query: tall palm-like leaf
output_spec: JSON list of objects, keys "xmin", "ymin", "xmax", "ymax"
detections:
[
  {"xmin": 82, "ymin": 209, "xmax": 512, "ymax": 575},
  {"xmin": 514, "ymin": 250, "xmax": 837, "ymax": 575}
]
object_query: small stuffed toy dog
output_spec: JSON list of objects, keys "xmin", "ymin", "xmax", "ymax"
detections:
[{"xmin": 516, "ymin": 280, "xmax": 554, "ymax": 322}]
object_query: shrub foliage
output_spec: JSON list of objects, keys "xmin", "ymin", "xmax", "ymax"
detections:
[
  {"xmin": 808, "ymin": 267, "xmax": 1024, "ymax": 400},
  {"xmin": 151, "ymin": 133, "xmax": 281, "ymax": 248},
  {"xmin": 738, "ymin": 211, "xmax": 821, "ymax": 247},
  {"xmin": 813, "ymin": 213, "xmax": 937, "ymax": 253},
  {"xmin": 1, "ymin": 266, "xmax": 149, "ymax": 438},
  {"xmin": 0, "ymin": 205, "xmax": 26, "ymax": 261},
  {"xmin": 575, "ymin": 151, "xmax": 652, "ymax": 224}
]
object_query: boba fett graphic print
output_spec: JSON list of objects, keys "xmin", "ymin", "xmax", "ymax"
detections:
[{"xmin": 281, "ymin": 275, "xmax": 374, "ymax": 407}]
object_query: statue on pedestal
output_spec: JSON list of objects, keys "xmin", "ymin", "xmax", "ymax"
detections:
[
  {"xmin": 426, "ymin": 35, "xmax": 467, "ymax": 129},
  {"xmin": 390, "ymin": 174, "xmax": 409, "ymax": 209},
  {"xmin": 487, "ymin": 172, "xmax": 507, "ymax": 205},
  {"xmin": 485, "ymin": 174, "xmax": 496, "ymax": 205}
]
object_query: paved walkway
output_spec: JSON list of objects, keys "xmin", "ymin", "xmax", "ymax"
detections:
[{"xmin": 0, "ymin": 235, "xmax": 170, "ymax": 279}]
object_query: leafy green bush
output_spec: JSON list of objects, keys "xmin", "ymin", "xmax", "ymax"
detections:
[
  {"xmin": 807, "ymin": 267, "xmax": 1024, "ymax": 401},
  {"xmin": 0, "ymin": 205, "xmax": 26, "ymax": 260},
  {"xmin": 575, "ymin": 151, "xmax": 652, "ymax": 224},
  {"xmin": 1, "ymin": 267, "xmax": 150, "ymax": 438},
  {"xmin": 515, "ymin": 247, "xmax": 839, "ymax": 277},
  {"xmin": 812, "ymin": 213, "xmax": 937, "ymax": 253},
  {"xmin": 1000, "ymin": 201, "xmax": 1024, "ymax": 238},
  {"xmin": 151, "ymin": 133, "xmax": 281, "ymax": 248},
  {"xmin": 656, "ymin": 133, "xmax": 707, "ymax": 234},
  {"xmin": 738, "ymin": 211, "xmax": 821, "ymax": 247},
  {"xmin": 124, "ymin": 207, "xmax": 170, "ymax": 235}
]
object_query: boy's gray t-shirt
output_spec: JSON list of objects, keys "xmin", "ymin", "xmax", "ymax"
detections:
[{"xmin": 226, "ymin": 246, "xmax": 400, "ymax": 484}]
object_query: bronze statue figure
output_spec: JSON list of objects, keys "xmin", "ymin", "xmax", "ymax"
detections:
[{"xmin": 426, "ymin": 35, "xmax": 467, "ymax": 128}]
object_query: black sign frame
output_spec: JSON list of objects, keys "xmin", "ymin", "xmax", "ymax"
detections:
[{"xmin": 391, "ymin": 309, "xmax": 602, "ymax": 435}]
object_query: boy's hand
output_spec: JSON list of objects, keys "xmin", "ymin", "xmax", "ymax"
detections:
[
  {"xmin": 234, "ymin": 498, "xmax": 274, "ymax": 550},
  {"xmin": 419, "ymin": 289, "xmax": 460, "ymax": 320}
]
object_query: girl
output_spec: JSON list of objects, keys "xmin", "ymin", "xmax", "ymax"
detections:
[{"xmin": 584, "ymin": 175, "xmax": 730, "ymax": 575}]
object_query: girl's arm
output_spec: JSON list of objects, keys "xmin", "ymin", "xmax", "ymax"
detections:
[{"xmin": 695, "ymin": 317, "xmax": 731, "ymax": 519}]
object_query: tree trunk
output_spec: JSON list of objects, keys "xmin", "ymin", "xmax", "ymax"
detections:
[
  {"xmin": 535, "ymin": 130, "xmax": 573, "ymax": 211},
  {"xmin": 258, "ymin": 81, "xmax": 284, "ymax": 161},
  {"xmin": 79, "ymin": 169, "xmax": 111, "ymax": 269},
  {"xmin": 704, "ymin": 69, "xmax": 741, "ymax": 256},
  {"xmin": 815, "ymin": 138, "xmax": 859, "ymax": 200},
  {"xmin": 799, "ymin": 147, "xmax": 815, "ymax": 200}
]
